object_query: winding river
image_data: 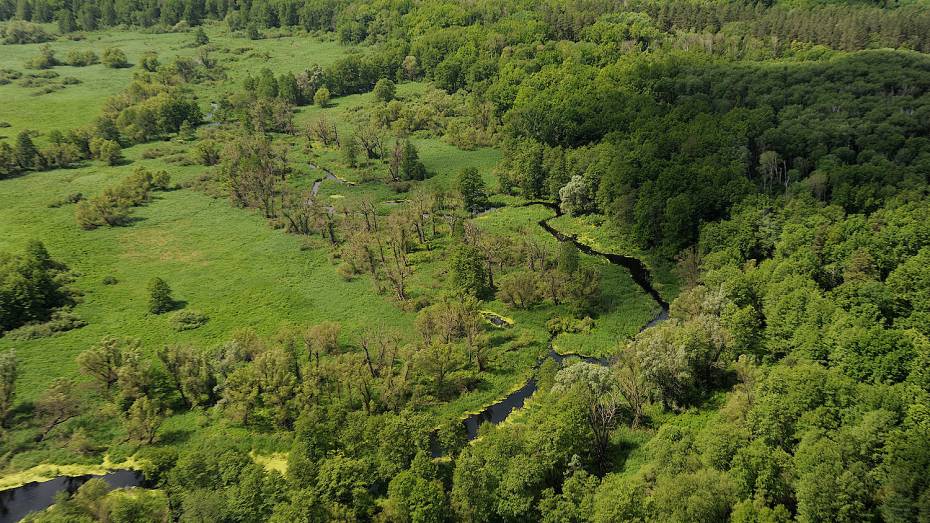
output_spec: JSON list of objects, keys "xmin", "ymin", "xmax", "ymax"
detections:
[{"xmin": 458, "ymin": 202, "xmax": 669, "ymax": 441}]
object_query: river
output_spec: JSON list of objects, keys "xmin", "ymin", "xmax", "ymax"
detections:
[
  {"xmin": 0, "ymin": 470, "xmax": 144, "ymax": 523},
  {"xmin": 458, "ymin": 202, "xmax": 669, "ymax": 441}
]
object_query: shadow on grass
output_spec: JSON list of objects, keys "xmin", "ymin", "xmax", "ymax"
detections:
[{"xmin": 158, "ymin": 428, "xmax": 193, "ymax": 446}]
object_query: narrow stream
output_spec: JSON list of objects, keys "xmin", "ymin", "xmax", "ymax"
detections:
[
  {"xmin": 0, "ymin": 470, "xmax": 144, "ymax": 523},
  {"xmin": 457, "ymin": 202, "xmax": 670, "ymax": 442}
]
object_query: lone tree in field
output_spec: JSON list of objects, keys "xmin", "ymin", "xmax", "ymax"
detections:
[
  {"xmin": 456, "ymin": 166, "xmax": 488, "ymax": 214},
  {"xmin": 147, "ymin": 277, "xmax": 173, "ymax": 314}
]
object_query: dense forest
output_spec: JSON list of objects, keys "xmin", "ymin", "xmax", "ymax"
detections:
[{"xmin": 1, "ymin": 0, "xmax": 930, "ymax": 521}]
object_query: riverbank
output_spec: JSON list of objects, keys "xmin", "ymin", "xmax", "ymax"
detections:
[{"xmin": 0, "ymin": 455, "xmax": 141, "ymax": 492}]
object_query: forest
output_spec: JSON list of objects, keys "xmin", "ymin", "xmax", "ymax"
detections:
[{"xmin": 1, "ymin": 0, "xmax": 930, "ymax": 521}]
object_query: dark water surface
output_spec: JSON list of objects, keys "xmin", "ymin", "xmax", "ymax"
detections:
[{"xmin": 0, "ymin": 470, "xmax": 143, "ymax": 523}]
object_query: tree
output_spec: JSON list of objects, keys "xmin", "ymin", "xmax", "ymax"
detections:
[
  {"xmin": 304, "ymin": 321, "xmax": 341, "ymax": 366},
  {"xmin": 341, "ymin": 134, "xmax": 359, "ymax": 167},
  {"xmin": 193, "ymin": 26, "xmax": 209, "ymax": 46},
  {"xmin": 553, "ymin": 362, "xmax": 621, "ymax": 470},
  {"xmin": 448, "ymin": 243, "xmax": 489, "ymax": 297},
  {"xmin": 14, "ymin": 131, "xmax": 38, "ymax": 170},
  {"xmin": 559, "ymin": 175, "xmax": 596, "ymax": 215},
  {"xmin": 558, "ymin": 242, "xmax": 580, "ymax": 275},
  {"xmin": 456, "ymin": 167, "xmax": 488, "ymax": 214},
  {"xmin": 90, "ymin": 137, "xmax": 123, "ymax": 165},
  {"xmin": 157, "ymin": 344, "xmax": 215, "ymax": 408},
  {"xmin": 497, "ymin": 271, "xmax": 540, "ymax": 309},
  {"xmin": 77, "ymin": 337, "xmax": 130, "ymax": 392},
  {"xmin": 256, "ymin": 68, "xmax": 278, "ymax": 99},
  {"xmin": 278, "ymin": 72, "xmax": 299, "ymax": 104},
  {"xmin": 125, "ymin": 396, "xmax": 164, "ymax": 443},
  {"xmin": 35, "ymin": 378, "xmax": 80, "ymax": 441},
  {"xmin": 399, "ymin": 140, "xmax": 426, "ymax": 181},
  {"xmin": 0, "ymin": 350, "xmax": 16, "ymax": 427},
  {"xmin": 314, "ymin": 86, "xmax": 331, "ymax": 107},
  {"xmin": 372, "ymin": 78, "xmax": 396, "ymax": 102},
  {"xmin": 147, "ymin": 277, "xmax": 173, "ymax": 314},
  {"xmin": 140, "ymin": 52, "xmax": 159, "ymax": 72}
]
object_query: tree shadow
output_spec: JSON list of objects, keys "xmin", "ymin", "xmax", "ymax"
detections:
[{"xmin": 157, "ymin": 428, "xmax": 193, "ymax": 446}]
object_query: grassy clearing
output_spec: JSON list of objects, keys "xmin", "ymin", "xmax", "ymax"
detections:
[
  {"xmin": 0, "ymin": 23, "xmax": 347, "ymax": 141},
  {"xmin": 0, "ymin": 146, "xmax": 412, "ymax": 400}
]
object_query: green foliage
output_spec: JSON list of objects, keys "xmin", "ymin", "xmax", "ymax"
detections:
[
  {"xmin": 0, "ymin": 349, "xmax": 16, "ymax": 426},
  {"xmin": 448, "ymin": 243, "xmax": 489, "ymax": 297},
  {"xmin": 147, "ymin": 277, "xmax": 173, "ymax": 314},
  {"xmin": 314, "ymin": 85, "xmax": 330, "ymax": 107},
  {"xmin": 170, "ymin": 310, "xmax": 208, "ymax": 331},
  {"xmin": 372, "ymin": 78, "xmax": 396, "ymax": 102},
  {"xmin": 0, "ymin": 241, "xmax": 70, "ymax": 333},
  {"xmin": 456, "ymin": 166, "xmax": 488, "ymax": 214},
  {"xmin": 101, "ymin": 47, "xmax": 128, "ymax": 68}
]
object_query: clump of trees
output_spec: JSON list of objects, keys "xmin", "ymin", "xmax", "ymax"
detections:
[
  {"xmin": 0, "ymin": 241, "xmax": 72, "ymax": 334},
  {"xmin": 75, "ymin": 166, "xmax": 170, "ymax": 229}
]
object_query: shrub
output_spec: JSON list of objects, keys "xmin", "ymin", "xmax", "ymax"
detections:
[
  {"xmin": 192, "ymin": 140, "xmax": 220, "ymax": 165},
  {"xmin": 314, "ymin": 86, "xmax": 331, "ymax": 107},
  {"xmin": 27, "ymin": 44, "xmax": 59, "ymax": 69},
  {"xmin": 89, "ymin": 137, "xmax": 123, "ymax": 165},
  {"xmin": 75, "ymin": 166, "xmax": 171, "ymax": 228},
  {"xmin": 65, "ymin": 49, "xmax": 98, "ymax": 66},
  {"xmin": 4, "ymin": 311, "xmax": 86, "ymax": 340},
  {"xmin": 147, "ymin": 277, "xmax": 173, "ymax": 314},
  {"xmin": 372, "ymin": 78, "xmax": 396, "ymax": 102},
  {"xmin": 48, "ymin": 192, "xmax": 85, "ymax": 208},
  {"xmin": 102, "ymin": 47, "xmax": 129, "ymax": 68},
  {"xmin": 1, "ymin": 21, "xmax": 53, "ymax": 44},
  {"xmin": 140, "ymin": 52, "xmax": 160, "ymax": 72},
  {"xmin": 102, "ymin": 275, "xmax": 118, "ymax": 285},
  {"xmin": 171, "ymin": 310, "xmax": 208, "ymax": 331},
  {"xmin": 497, "ymin": 271, "xmax": 542, "ymax": 309}
]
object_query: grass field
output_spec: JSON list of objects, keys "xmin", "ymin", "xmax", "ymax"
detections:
[{"xmin": 0, "ymin": 22, "xmax": 347, "ymax": 141}]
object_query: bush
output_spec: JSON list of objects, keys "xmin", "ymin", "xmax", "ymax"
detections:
[
  {"xmin": 75, "ymin": 166, "xmax": 171, "ymax": 229},
  {"xmin": 1, "ymin": 20, "xmax": 53, "ymax": 44},
  {"xmin": 102, "ymin": 275, "xmax": 118, "ymax": 285},
  {"xmin": 314, "ymin": 86, "xmax": 331, "ymax": 107},
  {"xmin": 27, "ymin": 45, "xmax": 59, "ymax": 69},
  {"xmin": 171, "ymin": 310, "xmax": 208, "ymax": 331},
  {"xmin": 102, "ymin": 47, "xmax": 129, "ymax": 68},
  {"xmin": 65, "ymin": 49, "xmax": 98, "ymax": 66},
  {"xmin": 140, "ymin": 52, "xmax": 160, "ymax": 72},
  {"xmin": 192, "ymin": 140, "xmax": 220, "ymax": 165},
  {"xmin": 147, "ymin": 277, "xmax": 173, "ymax": 314},
  {"xmin": 372, "ymin": 78, "xmax": 396, "ymax": 102},
  {"xmin": 4, "ymin": 311, "xmax": 86, "ymax": 340},
  {"xmin": 48, "ymin": 192, "xmax": 85, "ymax": 208},
  {"xmin": 90, "ymin": 137, "xmax": 123, "ymax": 165}
]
